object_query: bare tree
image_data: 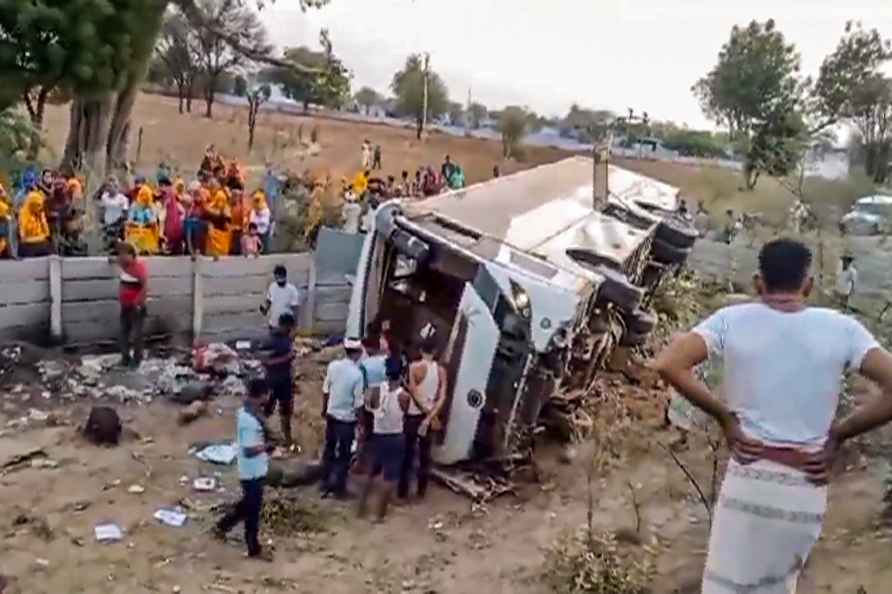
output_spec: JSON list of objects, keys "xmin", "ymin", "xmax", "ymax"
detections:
[
  {"xmin": 193, "ymin": 0, "xmax": 271, "ymax": 119},
  {"xmin": 155, "ymin": 11, "xmax": 202, "ymax": 114},
  {"xmin": 246, "ymin": 84, "xmax": 271, "ymax": 150}
]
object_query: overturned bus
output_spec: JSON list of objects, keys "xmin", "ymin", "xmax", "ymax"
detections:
[{"xmin": 346, "ymin": 156, "xmax": 697, "ymax": 465}]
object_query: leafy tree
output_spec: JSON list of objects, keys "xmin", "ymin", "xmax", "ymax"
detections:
[
  {"xmin": 467, "ymin": 102, "xmax": 487, "ymax": 129},
  {"xmin": 354, "ymin": 86, "xmax": 382, "ymax": 111},
  {"xmin": 262, "ymin": 31, "xmax": 350, "ymax": 111},
  {"xmin": 0, "ymin": 0, "xmax": 330, "ymax": 179},
  {"xmin": 812, "ymin": 22, "xmax": 891, "ymax": 131},
  {"xmin": 193, "ymin": 0, "xmax": 271, "ymax": 119},
  {"xmin": 848, "ymin": 76, "xmax": 892, "ymax": 183},
  {"xmin": 0, "ymin": 0, "xmax": 142, "ymax": 133},
  {"xmin": 390, "ymin": 54, "xmax": 449, "ymax": 139},
  {"xmin": 693, "ymin": 20, "xmax": 807, "ymax": 189},
  {"xmin": 246, "ymin": 83, "xmax": 271, "ymax": 150},
  {"xmin": 498, "ymin": 105, "xmax": 530, "ymax": 158},
  {"xmin": 154, "ymin": 10, "xmax": 202, "ymax": 114},
  {"xmin": 561, "ymin": 105, "xmax": 615, "ymax": 143}
]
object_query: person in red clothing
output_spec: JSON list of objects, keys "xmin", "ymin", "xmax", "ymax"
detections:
[{"xmin": 114, "ymin": 241, "xmax": 148, "ymax": 367}]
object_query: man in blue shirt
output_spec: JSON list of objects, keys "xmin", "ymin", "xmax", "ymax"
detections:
[
  {"xmin": 261, "ymin": 312, "xmax": 296, "ymax": 446},
  {"xmin": 355, "ymin": 335, "xmax": 388, "ymax": 473},
  {"xmin": 214, "ymin": 378, "xmax": 273, "ymax": 560},
  {"xmin": 320, "ymin": 338, "xmax": 365, "ymax": 498}
]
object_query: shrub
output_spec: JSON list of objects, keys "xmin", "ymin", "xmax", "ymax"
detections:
[{"xmin": 544, "ymin": 528, "xmax": 655, "ymax": 594}]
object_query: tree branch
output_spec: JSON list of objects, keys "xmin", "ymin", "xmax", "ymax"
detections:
[{"xmin": 173, "ymin": 0, "xmax": 322, "ymax": 74}]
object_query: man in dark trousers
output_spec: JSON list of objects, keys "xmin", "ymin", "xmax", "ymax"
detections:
[
  {"xmin": 214, "ymin": 378, "xmax": 274, "ymax": 560},
  {"xmin": 320, "ymin": 338, "xmax": 365, "ymax": 498},
  {"xmin": 261, "ymin": 312, "xmax": 296, "ymax": 446},
  {"xmin": 372, "ymin": 144, "xmax": 383, "ymax": 170},
  {"xmin": 400, "ymin": 337, "xmax": 448, "ymax": 500},
  {"xmin": 113, "ymin": 241, "xmax": 148, "ymax": 368}
]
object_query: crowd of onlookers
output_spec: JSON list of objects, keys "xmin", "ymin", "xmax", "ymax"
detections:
[
  {"xmin": 0, "ymin": 146, "xmax": 278, "ymax": 259},
  {"xmin": 0, "ymin": 141, "xmax": 486, "ymax": 260}
]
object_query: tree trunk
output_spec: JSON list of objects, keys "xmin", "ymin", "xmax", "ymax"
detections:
[
  {"xmin": 177, "ymin": 83, "xmax": 185, "ymax": 114},
  {"xmin": 248, "ymin": 102, "xmax": 257, "ymax": 150},
  {"xmin": 416, "ymin": 117, "xmax": 423, "ymax": 140},
  {"xmin": 302, "ymin": 98, "xmax": 310, "ymax": 113},
  {"xmin": 63, "ymin": 0, "xmax": 165, "ymax": 179},
  {"xmin": 62, "ymin": 96, "xmax": 115, "ymax": 176},
  {"xmin": 106, "ymin": 80, "xmax": 142, "ymax": 174},
  {"xmin": 205, "ymin": 90, "xmax": 214, "ymax": 118},
  {"xmin": 24, "ymin": 88, "xmax": 49, "ymax": 160}
]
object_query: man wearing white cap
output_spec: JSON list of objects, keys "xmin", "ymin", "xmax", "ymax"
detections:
[{"xmin": 320, "ymin": 337, "xmax": 365, "ymax": 498}]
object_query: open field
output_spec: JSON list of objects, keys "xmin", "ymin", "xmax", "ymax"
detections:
[{"xmin": 41, "ymin": 94, "xmax": 570, "ymax": 189}]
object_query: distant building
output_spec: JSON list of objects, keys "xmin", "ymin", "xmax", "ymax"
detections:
[{"xmin": 803, "ymin": 147, "xmax": 849, "ymax": 180}]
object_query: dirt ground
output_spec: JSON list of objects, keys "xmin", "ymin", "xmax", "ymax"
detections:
[
  {"xmin": 40, "ymin": 94, "xmax": 570, "ymax": 190},
  {"xmin": 2, "ymin": 340, "xmax": 892, "ymax": 594}
]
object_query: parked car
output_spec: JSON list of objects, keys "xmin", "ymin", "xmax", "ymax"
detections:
[
  {"xmin": 346, "ymin": 157, "xmax": 697, "ymax": 465},
  {"xmin": 840, "ymin": 195, "xmax": 892, "ymax": 235}
]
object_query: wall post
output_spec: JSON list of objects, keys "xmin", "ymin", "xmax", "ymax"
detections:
[
  {"xmin": 303, "ymin": 257, "xmax": 317, "ymax": 334},
  {"xmin": 192, "ymin": 257, "xmax": 204, "ymax": 341},
  {"xmin": 48, "ymin": 255, "xmax": 63, "ymax": 343}
]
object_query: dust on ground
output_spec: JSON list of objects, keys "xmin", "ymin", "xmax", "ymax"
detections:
[{"xmin": 3, "ymin": 311, "xmax": 892, "ymax": 594}]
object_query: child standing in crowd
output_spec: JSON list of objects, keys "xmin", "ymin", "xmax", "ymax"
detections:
[
  {"xmin": 359, "ymin": 357, "xmax": 409, "ymax": 521},
  {"xmin": 241, "ymin": 222, "xmax": 263, "ymax": 257},
  {"xmin": 400, "ymin": 336, "xmax": 447, "ymax": 500},
  {"xmin": 184, "ymin": 181, "xmax": 205, "ymax": 258},
  {"xmin": 214, "ymin": 378, "xmax": 273, "ymax": 561}
]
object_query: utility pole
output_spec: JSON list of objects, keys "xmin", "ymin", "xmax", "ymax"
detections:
[
  {"xmin": 420, "ymin": 52, "xmax": 430, "ymax": 140},
  {"xmin": 592, "ymin": 108, "xmax": 648, "ymax": 211}
]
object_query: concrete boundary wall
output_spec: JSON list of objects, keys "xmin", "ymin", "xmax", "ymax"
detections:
[{"xmin": 0, "ymin": 252, "xmax": 353, "ymax": 345}]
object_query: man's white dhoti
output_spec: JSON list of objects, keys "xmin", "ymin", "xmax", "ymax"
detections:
[{"xmin": 703, "ymin": 459, "xmax": 827, "ymax": 594}]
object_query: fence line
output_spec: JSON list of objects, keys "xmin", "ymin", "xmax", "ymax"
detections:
[{"xmin": 0, "ymin": 252, "xmax": 353, "ymax": 345}]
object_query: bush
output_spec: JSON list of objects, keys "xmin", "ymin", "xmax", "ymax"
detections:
[{"xmin": 544, "ymin": 528, "xmax": 655, "ymax": 594}]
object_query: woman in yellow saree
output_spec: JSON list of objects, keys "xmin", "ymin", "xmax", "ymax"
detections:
[
  {"xmin": 125, "ymin": 185, "xmax": 161, "ymax": 255},
  {"xmin": 17, "ymin": 190, "xmax": 52, "ymax": 258},
  {"xmin": 204, "ymin": 180, "xmax": 232, "ymax": 258},
  {"xmin": 0, "ymin": 184, "xmax": 12, "ymax": 257}
]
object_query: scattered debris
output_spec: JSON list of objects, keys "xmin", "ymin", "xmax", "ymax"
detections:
[
  {"xmin": 84, "ymin": 406, "xmax": 122, "ymax": 445},
  {"xmin": 193, "ymin": 477, "xmax": 217, "ymax": 492},
  {"xmin": 127, "ymin": 484, "xmax": 146, "ymax": 494},
  {"xmin": 1, "ymin": 447, "xmax": 47, "ymax": 472},
  {"xmin": 178, "ymin": 401, "xmax": 209, "ymax": 425},
  {"xmin": 219, "ymin": 375, "xmax": 246, "ymax": 397},
  {"xmin": 170, "ymin": 381, "xmax": 213, "ymax": 405},
  {"xmin": 430, "ymin": 468, "xmax": 514, "ymax": 502},
  {"xmin": 94, "ymin": 522, "xmax": 123, "ymax": 543},
  {"xmin": 33, "ymin": 558, "xmax": 50, "ymax": 569},
  {"xmin": 260, "ymin": 493, "xmax": 332, "ymax": 536},
  {"xmin": 193, "ymin": 343, "xmax": 240, "ymax": 375},
  {"xmin": 193, "ymin": 442, "xmax": 238, "ymax": 465},
  {"xmin": 154, "ymin": 508, "xmax": 188, "ymax": 527}
]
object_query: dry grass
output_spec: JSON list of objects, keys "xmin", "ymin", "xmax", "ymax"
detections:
[
  {"xmin": 615, "ymin": 157, "xmax": 876, "ymax": 228},
  {"xmin": 40, "ymin": 93, "xmax": 570, "ymax": 189}
]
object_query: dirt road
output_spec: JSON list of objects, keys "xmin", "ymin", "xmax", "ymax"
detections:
[{"xmin": 2, "ymin": 351, "xmax": 891, "ymax": 594}]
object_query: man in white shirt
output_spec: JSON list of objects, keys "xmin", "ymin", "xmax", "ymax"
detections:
[
  {"xmin": 654, "ymin": 238, "xmax": 892, "ymax": 594},
  {"xmin": 100, "ymin": 176, "xmax": 129, "ymax": 248},
  {"xmin": 320, "ymin": 338, "xmax": 365, "ymax": 498},
  {"xmin": 260, "ymin": 265, "xmax": 303, "ymax": 332},
  {"xmin": 834, "ymin": 254, "xmax": 857, "ymax": 310}
]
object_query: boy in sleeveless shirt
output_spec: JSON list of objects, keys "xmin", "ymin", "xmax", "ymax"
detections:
[
  {"xmin": 400, "ymin": 337, "xmax": 448, "ymax": 500},
  {"xmin": 358, "ymin": 358, "xmax": 410, "ymax": 521}
]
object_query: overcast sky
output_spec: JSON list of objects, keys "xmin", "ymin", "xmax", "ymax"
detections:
[{"xmin": 261, "ymin": 0, "xmax": 892, "ymax": 129}]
